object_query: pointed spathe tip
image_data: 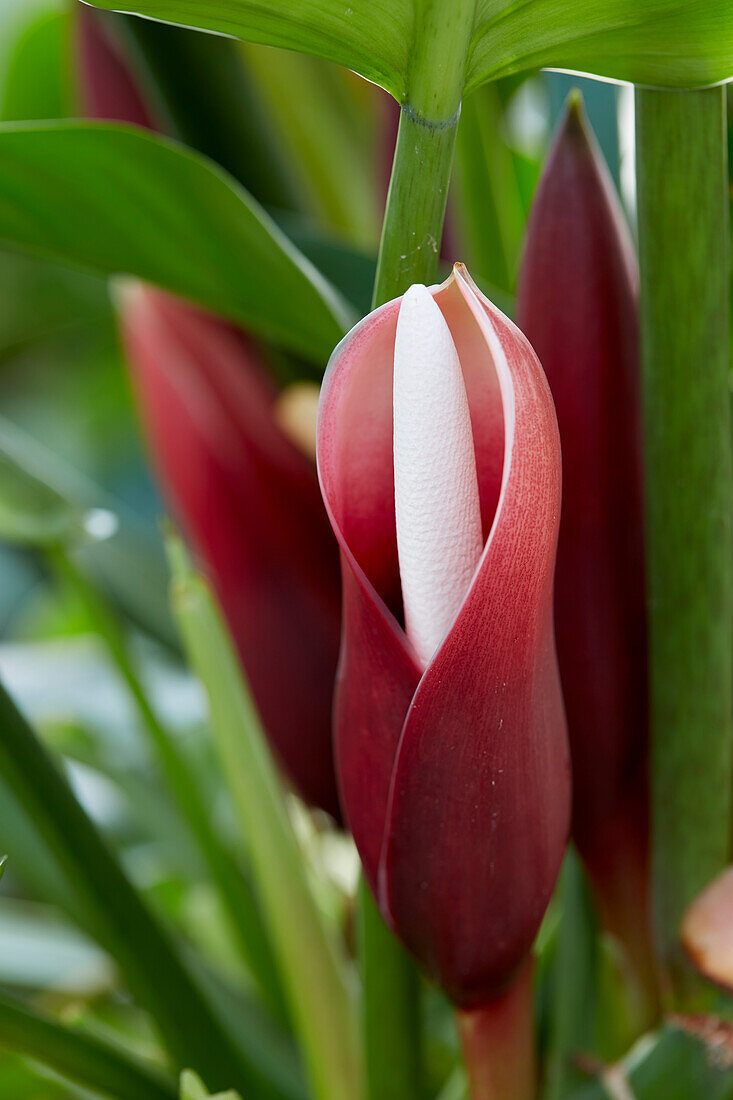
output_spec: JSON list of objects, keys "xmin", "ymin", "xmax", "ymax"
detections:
[{"xmin": 560, "ymin": 89, "xmax": 593, "ymax": 148}]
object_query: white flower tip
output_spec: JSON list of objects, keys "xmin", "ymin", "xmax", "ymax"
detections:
[{"xmin": 393, "ymin": 285, "xmax": 483, "ymax": 667}]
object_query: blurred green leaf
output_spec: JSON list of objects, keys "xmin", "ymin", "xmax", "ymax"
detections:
[
  {"xmin": 540, "ymin": 850, "xmax": 599, "ymax": 1100},
  {"xmin": 180, "ymin": 1069, "xmax": 242, "ymax": 1099},
  {"xmin": 0, "ymin": 250, "xmax": 110, "ymax": 361},
  {"xmin": 51, "ymin": 548, "xmax": 289, "ymax": 1027},
  {"xmin": 0, "ymin": 443, "xmax": 98, "ymax": 550},
  {"xmin": 0, "ymin": 1048, "xmax": 95, "ymax": 1099},
  {"xmin": 1, "ymin": 6, "xmax": 71, "ymax": 122},
  {"xmin": 0, "ymin": 122, "xmax": 353, "ymax": 362},
  {"xmin": 0, "ymin": 990, "xmax": 177, "ymax": 1100},
  {"xmin": 453, "ymin": 81, "xmax": 528, "ymax": 294},
  {"xmin": 283, "ymin": 221, "xmax": 377, "ymax": 317},
  {"xmin": 102, "ymin": 12, "xmax": 302, "ymax": 210},
  {"xmin": 570, "ymin": 1021, "xmax": 733, "ymax": 1099},
  {"xmin": 0, "ymin": 897, "xmax": 112, "ymax": 992},
  {"xmin": 242, "ymin": 44, "xmax": 380, "ymax": 247},
  {"xmin": 0, "ymin": 675, "xmax": 287, "ymax": 1096},
  {"xmin": 168, "ymin": 536, "xmax": 361, "ymax": 1100},
  {"xmin": 0, "ymin": 415, "xmax": 175, "ymax": 649},
  {"xmin": 83, "ymin": 1, "xmax": 733, "ymax": 94}
]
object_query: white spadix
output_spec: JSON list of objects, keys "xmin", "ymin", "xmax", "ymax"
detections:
[{"xmin": 393, "ymin": 283, "xmax": 484, "ymax": 667}]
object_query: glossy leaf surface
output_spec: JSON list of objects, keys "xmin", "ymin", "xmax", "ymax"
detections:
[
  {"xmin": 0, "ymin": 122, "xmax": 352, "ymax": 362},
  {"xmin": 83, "ymin": 0, "xmax": 733, "ymax": 94}
]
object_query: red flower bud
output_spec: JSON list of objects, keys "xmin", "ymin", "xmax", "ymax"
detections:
[
  {"xmin": 317, "ymin": 264, "xmax": 570, "ymax": 1006},
  {"xmin": 121, "ymin": 288, "xmax": 342, "ymax": 817},
  {"xmin": 517, "ymin": 98, "xmax": 650, "ymax": 980},
  {"xmin": 76, "ymin": 7, "xmax": 155, "ymax": 130},
  {"xmin": 76, "ymin": 9, "xmax": 342, "ymax": 818}
]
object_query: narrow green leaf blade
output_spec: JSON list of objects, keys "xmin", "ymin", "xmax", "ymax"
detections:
[
  {"xmin": 0, "ymin": 991, "xmax": 177, "ymax": 1100},
  {"xmin": 83, "ymin": 0, "xmax": 408, "ymax": 96},
  {"xmin": 0, "ymin": 122, "xmax": 352, "ymax": 361},
  {"xmin": 0, "ymin": 446, "xmax": 92, "ymax": 549},
  {"xmin": 168, "ymin": 536, "xmax": 361, "ymax": 1100},
  {"xmin": 541, "ymin": 850, "xmax": 599, "ymax": 1100},
  {"xmin": 0, "ymin": 676, "xmax": 284, "ymax": 1097}
]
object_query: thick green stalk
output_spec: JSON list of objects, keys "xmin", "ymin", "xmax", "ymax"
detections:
[
  {"xmin": 636, "ymin": 87, "xmax": 733, "ymax": 1005},
  {"xmin": 364, "ymin": 3, "xmax": 478, "ymax": 1094},
  {"xmin": 372, "ymin": 0, "xmax": 476, "ymax": 306},
  {"xmin": 373, "ymin": 109, "xmax": 458, "ymax": 304},
  {"xmin": 0, "ymin": 992, "xmax": 176, "ymax": 1100},
  {"xmin": 50, "ymin": 547, "xmax": 288, "ymax": 1026}
]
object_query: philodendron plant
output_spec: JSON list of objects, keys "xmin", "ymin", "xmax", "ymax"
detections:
[{"xmin": 0, "ymin": 0, "xmax": 731, "ymax": 1098}]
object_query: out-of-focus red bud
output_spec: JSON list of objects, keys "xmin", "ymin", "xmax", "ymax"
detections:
[
  {"xmin": 76, "ymin": 7, "xmax": 155, "ymax": 130},
  {"xmin": 317, "ymin": 263, "xmax": 570, "ymax": 1006},
  {"xmin": 517, "ymin": 97, "xmax": 650, "ymax": 983},
  {"xmin": 120, "ymin": 286, "xmax": 342, "ymax": 817},
  {"xmin": 77, "ymin": 6, "xmax": 343, "ymax": 818}
]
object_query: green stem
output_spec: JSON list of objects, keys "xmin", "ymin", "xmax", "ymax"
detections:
[
  {"xmin": 357, "ymin": 881, "xmax": 422, "ymax": 1100},
  {"xmin": 0, "ymin": 991, "xmax": 176, "ymax": 1100},
  {"xmin": 50, "ymin": 547, "xmax": 288, "ymax": 1026},
  {"xmin": 635, "ymin": 86, "xmax": 733, "ymax": 1006},
  {"xmin": 372, "ymin": 0, "xmax": 476, "ymax": 307},
  {"xmin": 364, "ymin": 2, "xmax": 478, "ymax": 1092},
  {"xmin": 373, "ymin": 107, "xmax": 459, "ymax": 305}
]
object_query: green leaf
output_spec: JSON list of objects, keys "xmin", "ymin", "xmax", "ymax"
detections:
[
  {"xmin": 180, "ymin": 1069, "xmax": 242, "ymax": 1100},
  {"xmin": 0, "ymin": 990, "xmax": 177, "ymax": 1100},
  {"xmin": 168, "ymin": 536, "xmax": 361, "ymax": 1100},
  {"xmin": 50, "ymin": 547, "xmax": 289, "ymax": 1027},
  {"xmin": 452, "ymin": 81, "xmax": 529, "ymax": 294},
  {"xmin": 84, "ymin": 0, "xmax": 408, "ymax": 96},
  {"xmin": 0, "ymin": 415, "xmax": 177, "ymax": 648},
  {"xmin": 467, "ymin": 2, "xmax": 733, "ymax": 92},
  {"xmin": 0, "ymin": 675, "xmax": 286, "ymax": 1096},
  {"xmin": 569, "ymin": 1021, "xmax": 733, "ymax": 1099},
  {"xmin": 0, "ymin": 250, "xmax": 110, "ymax": 361},
  {"xmin": 241, "ymin": 43, "xmax": 380, "ymax": 247},
  {"xmin": 1, "ymin": 6, "xmax": 71, "ymax": 122},
  {"xmin": 0, "ymin": 122, "xmax": 353, "ymax": 362},
  {"xmin": 0, "ymin": 439, "xmax": 103, "ymax": 550},
  {"xmin": 540, "ymin": 850, "xmax": 599, "ymax": 1100},
  {"xmin": 84, "ymin": 0, "xmax": 733, "ymax": 94}
]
